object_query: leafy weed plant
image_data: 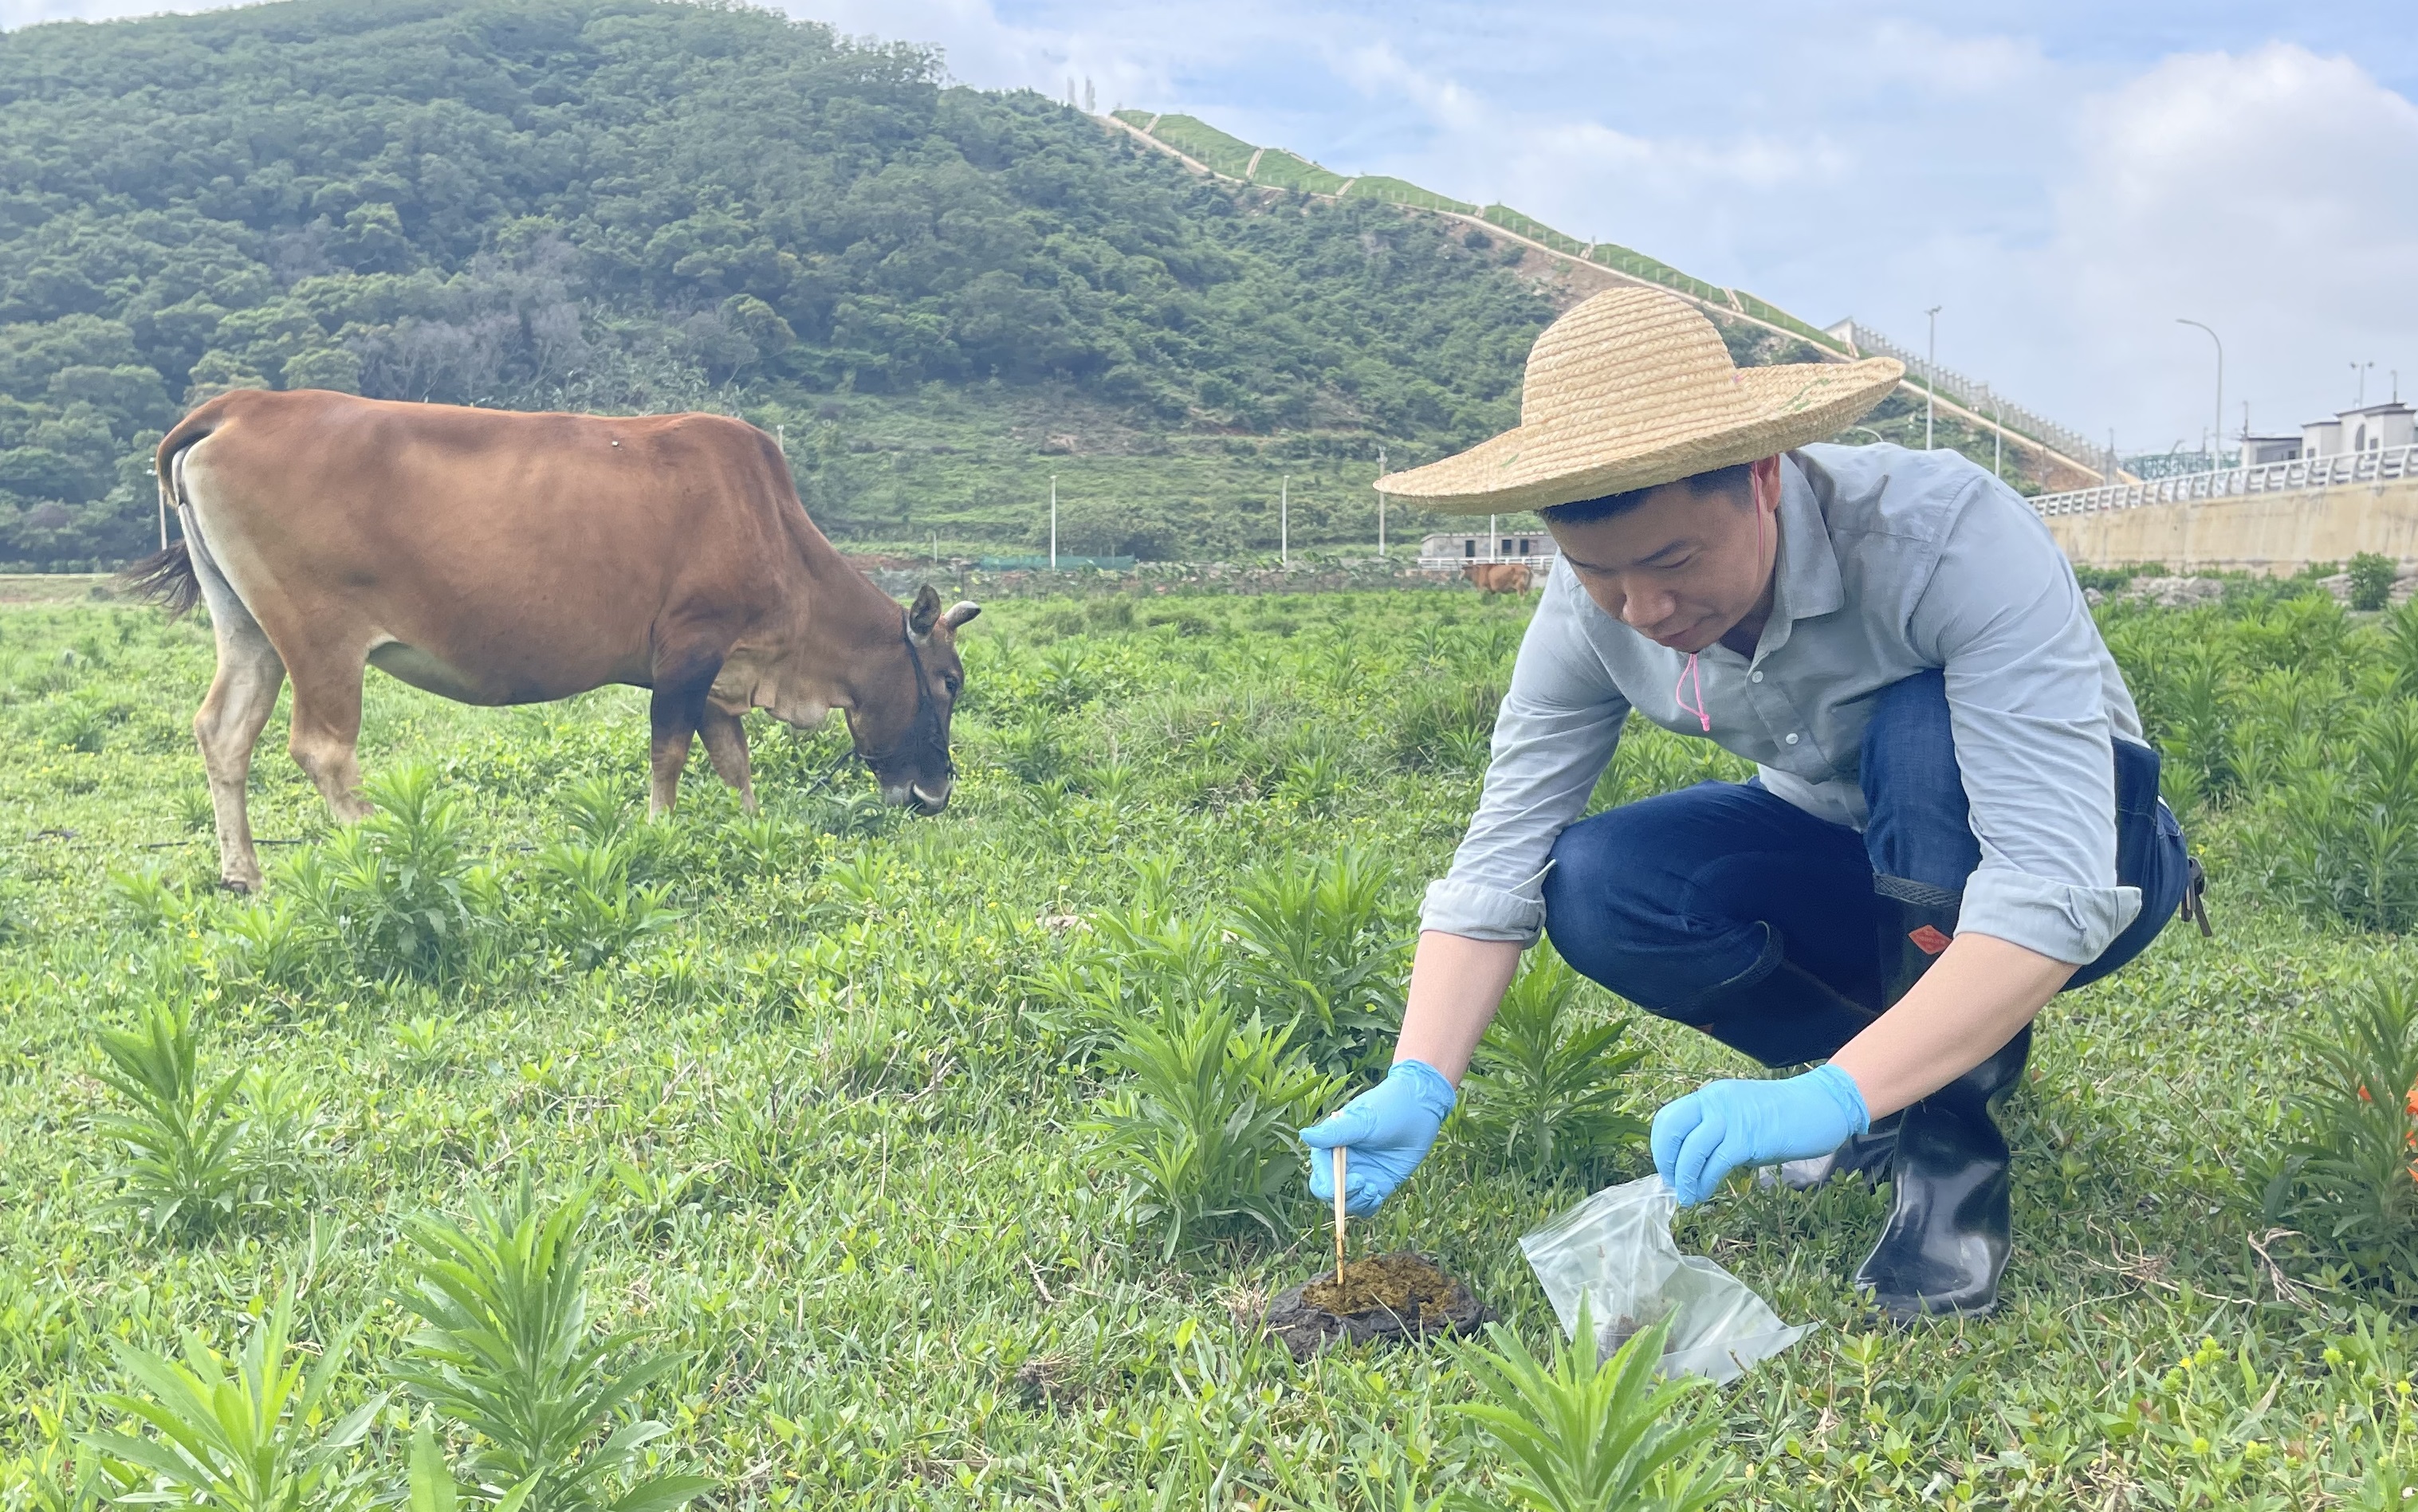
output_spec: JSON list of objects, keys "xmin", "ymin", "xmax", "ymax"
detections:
[
  {"xmin": 2269, "ymin": 973, "xmax": 2418, "ymax": 1281},
  {"xmin": 215, "ymin": 898, "xmax": 317, "ymax": 995},
  {"xmin": 291, "ymin": 763, "xmax": 489, "ymax": 983},
  {"xmin": 92, "ymin": 999, "xmax": 256, "ymax": 1232},
  {"xmin": 1227, "ymin": 846, "xmax": 1407, "ymax": 1075},
  {"xmin": 391, "ymin": 1184, "xmax": 712, "ymax": 1512},
  {"xmin": 104, "ymin": 866, "xmax": 190, "ymax": 933},
  {"xmin": 1459, "ymin": 951, "xmax": 1648, "ymax": 1185},
  {"xmin": 1449, "ymin": 1302, "xmax": 1732, "ymax": 1512},
  {"xmin": 532, "ymin": 840, "xmax": 679, "ymax": 972},
  {"xmin": 1088, "ymin": 999, "xmax": 1340, "ymax": 1258},
  {"xmin": 2258, "ymin": 701, "xmax": 2418, "ymax": 931},
  {"xmin": 85, "ymin": 1284, "xmax": 381, "ymax": 1512}
]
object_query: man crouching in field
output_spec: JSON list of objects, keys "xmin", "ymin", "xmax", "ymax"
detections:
[{"xmin": 1302, "ymin": 288, "xmax": 2204, "ymax": 1319}]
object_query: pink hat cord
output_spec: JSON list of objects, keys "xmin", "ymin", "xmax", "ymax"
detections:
[{"xmin": 1676, "ymin": 653, "xmax": 1711, "ymax": 733}]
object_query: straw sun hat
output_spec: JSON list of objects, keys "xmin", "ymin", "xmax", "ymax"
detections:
[{"xmin": 1377, "ymin": 287, "xmax": 1904, "ymax": 516}]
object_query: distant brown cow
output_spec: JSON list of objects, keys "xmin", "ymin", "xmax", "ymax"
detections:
[
  {"xmin": 122, "ymin": 389, "xmax": 978, "ymax": 892},
  {"xmin": 1464, "ymin": 561, "xmax": 1533, "ymax": 594}
]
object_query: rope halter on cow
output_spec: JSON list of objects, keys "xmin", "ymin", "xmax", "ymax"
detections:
[{"xmin": 846, "ymin": 607, "xmax": 952, "ymax": 783}]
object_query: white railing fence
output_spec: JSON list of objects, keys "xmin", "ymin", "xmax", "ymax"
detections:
[
  {"xmin": 2030, "ymin": 443, "xmax": 2418, "ymax": 518},
  {"xmin": 1826, "ymin": 320, "xmax": 2104, "ymax": 469}
]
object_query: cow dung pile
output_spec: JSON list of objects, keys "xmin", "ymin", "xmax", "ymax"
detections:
[{"xmin": 1262, "ymin": 1251, "xmax": 1492, "ymax": 1359}]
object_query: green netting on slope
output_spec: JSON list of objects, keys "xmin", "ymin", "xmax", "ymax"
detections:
[
  {"xmin": 1250, "ymin": 150, "xmax": 1349, "ymax": 195},
  {"xmin": 1343, "ymin": 176, "xmax": 1479, "ymax": 214},
  {"xmin": 1119, "ymin": 108, "xmax": 1846, "ymax": 357},
  {"xmin": 1479, "ymin": 205, "xmax": 1587, "ymax": 257},
  {"xmin": 1734, "ymin": 293, "xmax": 1850, "ymax": 354},
  {"xmin": 1146, "ymin": 114, "xmax": 1258, "ymax": 178},
  {"xmin": 1585, "ymin": 242, "xmax": 1729, "ymax": 305}
]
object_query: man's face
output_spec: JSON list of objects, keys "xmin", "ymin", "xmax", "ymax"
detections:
[{"xmin": 1546, "ymin": 455, "xmax": 1782, "ymax": 654}]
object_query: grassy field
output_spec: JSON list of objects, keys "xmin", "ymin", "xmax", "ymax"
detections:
[{"xmin": 2, "ymin": 584, "xmax": 2415, "ymax": 1510}]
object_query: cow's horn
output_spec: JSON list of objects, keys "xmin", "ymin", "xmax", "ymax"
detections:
[{"xmin": 941, "ymin": 601, "xmax": 981, "ymax": 630}]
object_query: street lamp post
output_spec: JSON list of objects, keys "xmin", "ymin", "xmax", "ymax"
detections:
[
  {"xmin": 2353, "ymin": 362, "xmax": 2375, "ymax": 408},
  {"xmin": 2176, "ymin": 319, "xmax": 2223, "ymax": 472},
  {"xmin": 1924, "ymin": 305, "xmax": 1941, "ymax": 450}
]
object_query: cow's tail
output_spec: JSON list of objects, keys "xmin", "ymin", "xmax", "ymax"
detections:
[{"xmin": 114, "ymin": 408, "xmax": 222, "ymax": 619}]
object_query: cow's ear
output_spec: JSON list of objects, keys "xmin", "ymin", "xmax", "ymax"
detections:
[
  {"xmin": 906, "ymin": 583, "xmax": 943, "ymax": 637},
  {"xmin": 941, "ymin": 601, "xmax": 981, "ymax": 631}
]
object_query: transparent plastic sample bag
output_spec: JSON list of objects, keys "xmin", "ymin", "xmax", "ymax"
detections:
[{"xmin": 1520, "ymin": 1173, "xmax": 1814, "ymax": 1384}]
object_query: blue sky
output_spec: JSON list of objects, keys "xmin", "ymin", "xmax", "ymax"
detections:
[{"xmin": 10, "ymin": 1, "xmax": 2412, "ymax": 458}]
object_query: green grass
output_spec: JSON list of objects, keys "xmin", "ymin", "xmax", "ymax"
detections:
[
  {"xmin": 1585, "ymin": 244, "xmax": 1734, "ymax": 308},
  {"xmin": 733, "ymin": 381, "xmax": 1425, "ymax": 555},
  {"xmin": 1479, "ymin": 206, "xmax": 1590, "ymax": 259},
  {"xmin": 1139, "ymin": 115, "xmax": 1260, "ymax": 179},
  {"xmin": 1343, "ymin": 177, "xmax": 1482, "ymax": 216},
  {"xmin": 1249, "ymin": 151, "xmax": 1351, "ymax": 196},
  {"xmin": 2, "ymin": 588, "xmax": 2415, "ymax": 1507}
]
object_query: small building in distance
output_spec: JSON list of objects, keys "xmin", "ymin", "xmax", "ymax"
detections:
[
  {"xmin": 1418, "ymin": 529, "xmax": 1559, "ymax": 569},
  {"xmin": 2341, "ymin": 401, "xmax": 2416, "ymax": 455},
  {"xmin": 2300, "ymin": 400, "xmax": 2414, "ymax": 460},
  {"xmin": 2242, "ymin": 434, "xmax": 2306, "ymax": 466}
]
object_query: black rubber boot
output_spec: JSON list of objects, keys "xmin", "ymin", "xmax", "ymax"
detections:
[
  {"xmin": 1665, "ymin": 924, "xmax": 1878, "ymax": 1070},
  {"xmin": 1853, "ymin": 879, "xmax": 2027, "ymax": 1320}
]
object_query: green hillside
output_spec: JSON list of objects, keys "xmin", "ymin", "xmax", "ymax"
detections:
[
  {"xmin": 0, "ymin": 0, "xmax": 1580, "ymax": 568},
  {"xmin": 0, "ymin": 1, "xmax": 2037, "ymax": 571}
]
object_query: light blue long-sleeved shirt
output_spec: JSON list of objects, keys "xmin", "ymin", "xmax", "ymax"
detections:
[{"xmin": 1421, "ymin": 443, "xmax": 2147, "ymax": 966}]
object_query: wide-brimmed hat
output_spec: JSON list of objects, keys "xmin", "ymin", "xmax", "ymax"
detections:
[{"xmin": 1378, "ymin": 287, "xmax": 1903, "ymax": 515}]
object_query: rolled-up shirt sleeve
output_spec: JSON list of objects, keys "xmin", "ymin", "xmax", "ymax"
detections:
[
  {"xmin": 1909, "ymin": 481, "xmax": 2141, "ymax": 964},
  {"xmin": 1420, "ymin": 564, "xmax": 1631, "ymax": 945}
]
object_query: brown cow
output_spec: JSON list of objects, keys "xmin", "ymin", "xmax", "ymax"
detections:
[
  {"xmin": 1464, "ymin": 561, "xmax": 1533, "ymax": 594},
  {"xmin": 121, "ymin": 389, "xmax": 978, "ymax": 892}
]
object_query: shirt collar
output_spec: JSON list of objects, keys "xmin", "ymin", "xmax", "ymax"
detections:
[{"xmin": 1750, "ymin": 453, "xmax": 1844, "ymax": 662}]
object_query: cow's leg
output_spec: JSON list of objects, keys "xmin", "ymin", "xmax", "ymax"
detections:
[
  {"xmin": 648, "ymin": 649, "xmax": 723, "ymax": 816},
  {"xmin": 285, "ymin": 650, "xmax": 374, "ymax": 826},
  {"xmin": 698, "ymin": 705, "xmax": 758, "ymax": 813},
  {"xmin": 190, "ymin": 570, "xmax": 286, "ymax": 893}
]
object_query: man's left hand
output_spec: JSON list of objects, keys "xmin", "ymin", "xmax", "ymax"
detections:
[{"xmin": 1651, "ymin": 1063, "xmax": 1871, "ymax": 1207}]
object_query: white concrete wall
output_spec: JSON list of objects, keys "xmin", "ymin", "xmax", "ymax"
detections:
[{"xmin": 2044, "ymin": 476, "xmax": 2418, "ymax": 572}]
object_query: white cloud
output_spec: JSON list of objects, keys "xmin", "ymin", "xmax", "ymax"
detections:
[
  {"xmin": 1857, "ymin": 21, "xmax": 2049, "ymax": 97},
  {"xmin": 1331, "ymin": 41, "xmax": 1486, "ymax": 132}
]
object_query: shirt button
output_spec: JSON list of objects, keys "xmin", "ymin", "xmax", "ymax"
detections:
[
  {"xmin": 1785, "ymin": 732, "xmax": 1800, "ymax": 744},
  {"xmin": 1750, "ymin": 670, "xmax": 1764, "ymax": 683}
]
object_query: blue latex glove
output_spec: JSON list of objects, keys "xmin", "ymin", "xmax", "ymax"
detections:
[
  {"xmin": 1301, "ymin": 1059, "xmax": 1457, "ymax": 1216},
  {"xmin": 1651, "ymin": 1063, "xmax": 1871, "ymax": 1208}
]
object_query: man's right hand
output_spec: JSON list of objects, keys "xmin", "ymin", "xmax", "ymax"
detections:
[{"xmin": 1300, "ymin": 1059, "xmax": 1457, "ymax": 1216}]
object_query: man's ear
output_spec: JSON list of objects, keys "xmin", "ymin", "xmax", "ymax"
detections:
[{"xmin": 1750, "ymin": 454, "xmax": 1784, "ymax": 513}]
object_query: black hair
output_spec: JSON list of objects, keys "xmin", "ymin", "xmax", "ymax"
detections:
[{"xmin": 1538, "ymin": 461, "xmax": 1755, "ymax": 528}]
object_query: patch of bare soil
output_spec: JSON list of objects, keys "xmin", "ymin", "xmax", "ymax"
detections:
[{"xmin": 1263, "ymin": 1251, "xmax": 1492, "ymax": 1359}]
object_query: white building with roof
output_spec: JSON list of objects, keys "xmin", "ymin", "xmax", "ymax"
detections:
[
  {"xmin": 2302, "ymin": 400, "xmax": 2413, "ymax": 459},
  {"xmin": 1418, "ymin": 528, "xmax": 1559, "ymax": 569}
]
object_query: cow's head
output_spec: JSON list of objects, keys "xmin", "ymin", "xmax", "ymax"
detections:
[{"xmin": 849, "ymin": 583, "xmax": 979, "ymax": 814}]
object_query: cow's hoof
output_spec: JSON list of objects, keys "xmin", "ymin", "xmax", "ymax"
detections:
[{"xmin": 218, "ymin": 877, "xmax": 261, "ymax": 896}]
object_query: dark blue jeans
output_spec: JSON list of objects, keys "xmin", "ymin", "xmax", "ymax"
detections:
[{"xmin": 1542, "ymin": 670, "xmax": 2190, "ymax": 1023}]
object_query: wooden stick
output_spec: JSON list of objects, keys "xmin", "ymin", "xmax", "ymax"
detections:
[{"xmin": 1331, "ymin": 1146, "xmax": 1348, "ymax": 1286}]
